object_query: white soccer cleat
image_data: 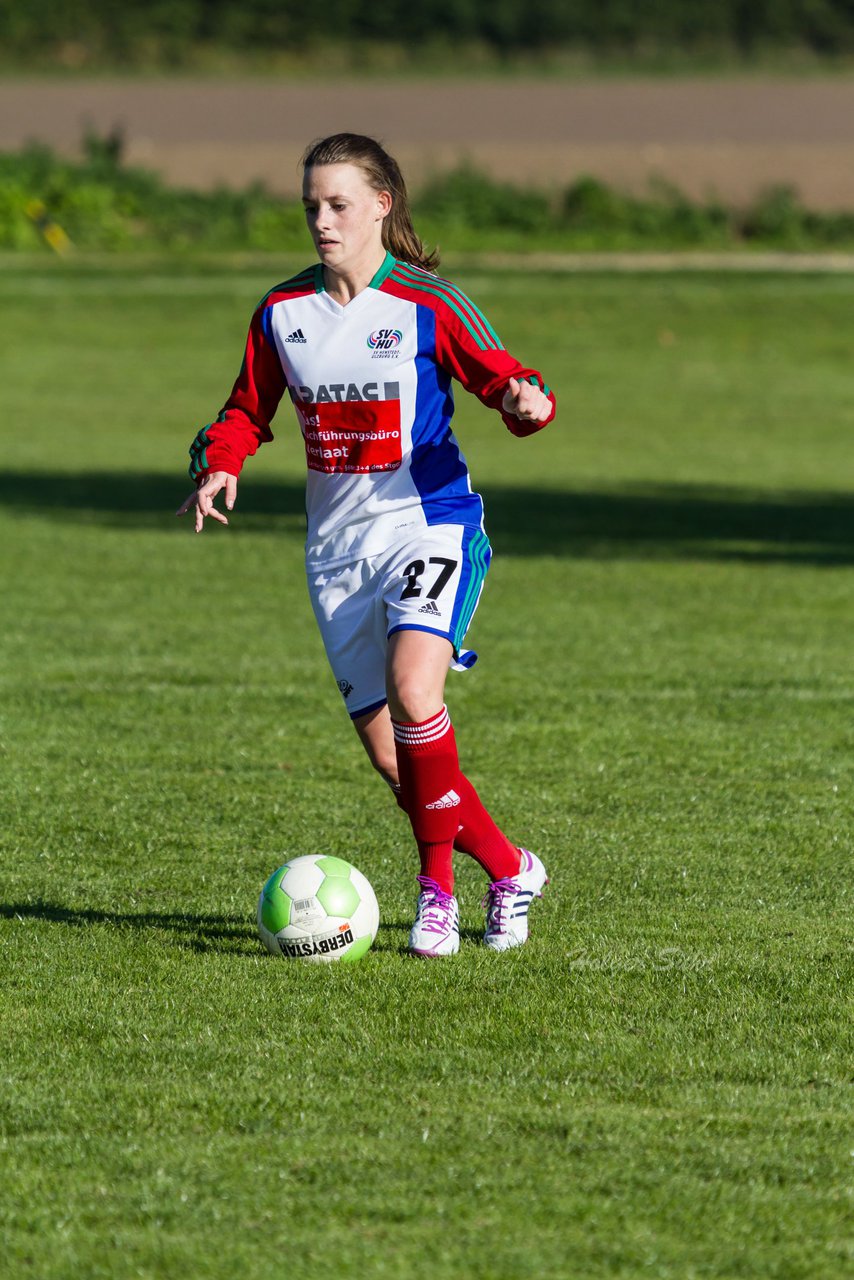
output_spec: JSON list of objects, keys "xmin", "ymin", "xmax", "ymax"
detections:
[
  {"xmin": 482, "ymin": 849, "xmax": 549, "ymax": 951},
  {"xmin": 409, "ymin": 876, "xmax": 460, "ymax": 958}
]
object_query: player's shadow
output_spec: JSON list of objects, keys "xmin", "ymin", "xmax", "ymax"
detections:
[
  {"xmin": 2, "ymin": 901, "xmax": 462, "ymax": 959},
  {"xmin": 1, "ymin": 470, "xmax": 309, "ymax": 535},
  {"xmin": 0, "ymin": 900, "xmax": 258, "ymax": 955},
  {"xmin": 2, "ymin": 469, "xmax": 852, "ymax": 565},
  {"xmin": 482, "ymin": 481, "xmax": 854, "ymax": 566}
]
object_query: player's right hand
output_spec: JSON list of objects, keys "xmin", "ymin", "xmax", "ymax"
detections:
[
  {"xmin": 175, "ymin": 470, "xmax": 237, "ymax": 533},
  {"xmin": 502, "ymin": 376, "xmax": 552, "ymax": 424}
]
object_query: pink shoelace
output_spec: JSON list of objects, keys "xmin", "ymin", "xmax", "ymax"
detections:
[
  {"xmin": 481, "ymin": 877, "xmax": 520, "ymax": 931},
  {"xmin": 415, "ymin": 876, "xmax": 456, "ymax": 935}
]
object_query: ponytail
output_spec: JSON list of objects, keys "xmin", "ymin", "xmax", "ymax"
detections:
[{"xmin": 301, "ymin": 133, "xmax": 439, "ymax": 273}]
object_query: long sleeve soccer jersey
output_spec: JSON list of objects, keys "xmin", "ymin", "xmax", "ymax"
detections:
[{"xmin": 188, "ymin": 252, "xmax": 556, "ymax": 568}]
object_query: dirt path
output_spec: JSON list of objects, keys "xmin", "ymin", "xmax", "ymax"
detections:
[{"xmin": 3, "ymin": 77, "xmax": 854, "ymax": 207}]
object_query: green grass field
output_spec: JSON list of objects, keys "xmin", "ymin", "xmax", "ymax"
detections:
[{"xmin": 1, "ymin": 261, "xmax": 851, "ymax": 1279}]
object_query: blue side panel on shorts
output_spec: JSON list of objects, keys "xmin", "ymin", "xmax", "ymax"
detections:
[
  {"xmin": 450, "ymin": 527, "xmax": 492, "ymax": 652},
  {"xmin": 410, "ymin": 304, "xmax": 485, "ymax": 529},
  {"xmin": 348, "ymin": 695, "xmax": 387, "ymax": 721}
]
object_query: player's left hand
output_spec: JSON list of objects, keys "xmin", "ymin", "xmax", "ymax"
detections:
[
  {"xmin": 176, "ymin": 470, "xmax": 237, "ymax": 533},
  {"xmin": 502, "ymin": 376, "xmax": 552, "ymax": 424}
]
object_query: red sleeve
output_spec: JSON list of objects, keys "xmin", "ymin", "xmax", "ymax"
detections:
[
  {"xmin": 434, "ymin": 306, "xmax": 556, "ymax": 438},
  {"xmin": 188, "ymin": 304, "xmax": 286, "ymax": 481}
]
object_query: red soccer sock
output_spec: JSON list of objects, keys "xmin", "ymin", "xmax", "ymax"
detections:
[
  {"xmin": 453, "ymin": 773, "xmax": 522, "ymax": 882},
  {"xmin": 392, "ymin": 706, "xmax": 461, "ymax": 894}
]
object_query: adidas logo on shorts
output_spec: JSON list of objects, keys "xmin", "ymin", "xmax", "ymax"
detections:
[
  {"xmin": 418, "ymin": 600, "xmax": 442, "ymax": 616},
  {"xmin": 284, "ymin": 328, "xmax": 307, "ymax": 343},
  {"xmin": 426, "ymin": 789, "xmax": 461, "ymax": 810}
]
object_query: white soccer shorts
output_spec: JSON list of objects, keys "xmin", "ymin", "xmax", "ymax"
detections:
[{"xmin": 307, "ymin": 525, "xmax": 492, "ymax": 719}]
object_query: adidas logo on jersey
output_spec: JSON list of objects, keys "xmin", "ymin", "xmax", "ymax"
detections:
[
  {"xmin": 426, "ymin": 789, "xmax": 461, "ymax": 810},
  {"xmin": 418, "ymin": 600, "xmax": 442, "ymax": 616},
  {"xmin": 285, "ymin": 328, "xmax": 307, "ymax": 343}
]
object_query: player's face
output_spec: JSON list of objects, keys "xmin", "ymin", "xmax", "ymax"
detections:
[{"xmin": 302, "ymin": 163, "xmax": 391, "ymax": 277}]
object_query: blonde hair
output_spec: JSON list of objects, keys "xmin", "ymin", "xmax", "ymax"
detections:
[{"xmin": 301, "ymin": 133, "xmax": 439, "ymax": 272}]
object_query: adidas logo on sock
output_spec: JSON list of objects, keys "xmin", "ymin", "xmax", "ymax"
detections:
[
  {"xmin": 425, "ymin": 789, "xmax": 461, "ymax": 810},
  {"xmin": 284, "ymin": 328, "xmax": 307, "ymax": 343},
  {"xmin": 418, "ymin": 600, "xmax": 442, "ymax": 616}
]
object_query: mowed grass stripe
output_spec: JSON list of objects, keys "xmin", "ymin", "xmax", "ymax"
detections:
[{"xmin": 0, "ymin": 265, "xmax": 851, "ymax": 1280}]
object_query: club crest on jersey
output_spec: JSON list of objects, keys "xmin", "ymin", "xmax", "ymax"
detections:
[{"xmin": 368, "ymin": 328, "xmax": 403, "ymax": 359}]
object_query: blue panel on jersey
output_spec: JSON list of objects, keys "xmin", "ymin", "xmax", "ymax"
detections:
[
  {"xmin": 260, "ymin": 303, "xmax": 276, "ymax": 350},
  {"xmin": 410, "ymin": 304, "xmax": 485, "ymax": 529}
]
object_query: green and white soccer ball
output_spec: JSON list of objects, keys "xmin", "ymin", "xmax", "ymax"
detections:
[{"xmin": 257, "ymin": 855, "xmax": 379, "ymax": 963}]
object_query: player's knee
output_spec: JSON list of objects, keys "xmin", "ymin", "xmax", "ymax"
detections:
[
  {"xmin": 386, "ymin": 631, "xmax": 452, "ymax": 724},
  {"xmin": 387, "ymin": 680, "xmax": 442, "ymax": 724},
  {"xmin": 386, "ymin": 665, "xmax": 445, "ymax": 723}
]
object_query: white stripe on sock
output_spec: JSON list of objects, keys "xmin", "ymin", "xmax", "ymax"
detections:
[{"xmin": 392, "ymin": 706, "xmax": 451, "ymax": 747}]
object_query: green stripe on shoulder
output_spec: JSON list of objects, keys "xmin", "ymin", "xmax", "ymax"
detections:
[
  {"xmin": 391, "ymin": 263, "xmax": 502, "ymax": 349},
  {"xmin": 255, "ymin": 266, "xmax": 317, "ymax": 310},
  {"xmin": 390, "ymin": 264, "xmax": 503, "ymax": 352},
  {"xmin": 433, "ymin": 276, "xmax": 503, "ymax": 348}
]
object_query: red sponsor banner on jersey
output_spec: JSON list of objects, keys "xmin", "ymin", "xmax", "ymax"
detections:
[{"xmin": 297, "ymin": 400, "xmax": 402, "ymax": 474}]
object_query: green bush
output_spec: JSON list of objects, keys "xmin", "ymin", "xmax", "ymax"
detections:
[
  {"xmin": 3, "ymin": 143, "xmax": 854, "ymax": 255},
  {"xmin": 2, "ymin": 0, "xmax": 854, "ymax": 63},
  {"xmin": 561, "ymin": 177, "xmax": 734, "ymax": 249},
  {"xmin": 0, "ymin": 185, "xmax": 42, "ymax": 250},
  {"xmin": 417, "ymin": 167, "xmax": 554, "ymax": 234},
  {"xmin": 0, "ymin": 144, "xmax": 310, "ymax": 253},
  {"xmin": 742, "ymin": 185, "xmax": 812, "ymax": 249}
]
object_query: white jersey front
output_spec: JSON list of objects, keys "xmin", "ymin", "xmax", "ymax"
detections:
[
  {"xmin": 277, "ymin": 280, "xmax": 473, "ymax": 567},
  {"xmin": 188, "ymin": 254, "xmax": 555, "ymax": 567}
]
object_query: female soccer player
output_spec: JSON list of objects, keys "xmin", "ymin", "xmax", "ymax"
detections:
[{"xmin": 178, "ymin": 134, "xmax": 555, "ymax": 957}]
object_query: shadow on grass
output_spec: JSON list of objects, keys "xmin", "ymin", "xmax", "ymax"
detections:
[
  {"xmin": 3, "ymin": 469, "xmax": 853, "ymax": 564},
  {"xmin": 1, "ymin": 900, "xmax": 418, "ymax": 957},
  {"xmin": 1, "ymin": 899, "xmax": 259, "ymax": 955},
  {"xmin": 3, "ymin": 471, "xmax": 309, "ymax": 536}
]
